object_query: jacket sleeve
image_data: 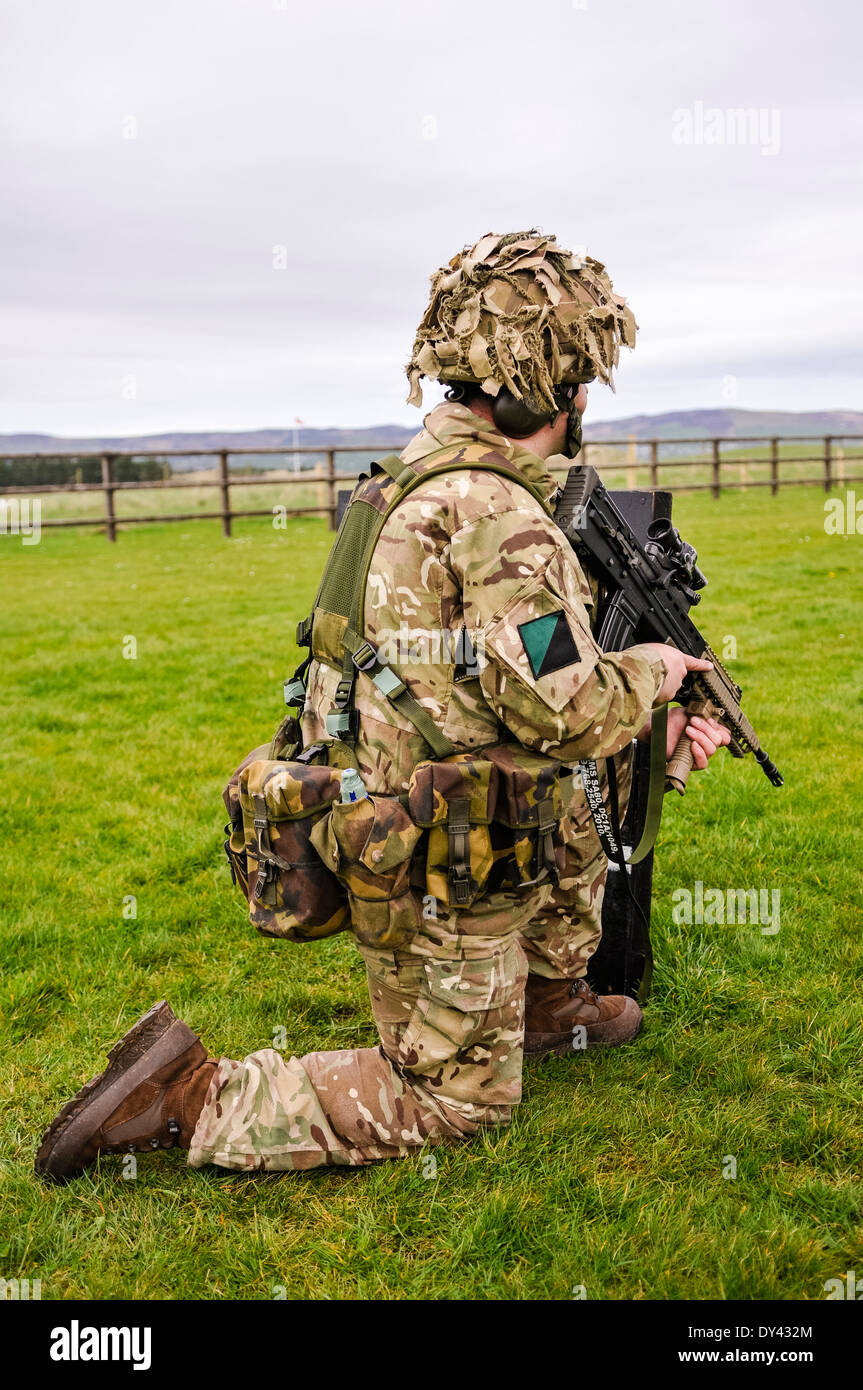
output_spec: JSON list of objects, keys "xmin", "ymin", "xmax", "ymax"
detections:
[{"xmin": 448, "ymin": 499, "xmax": 667, "ymax": 761}]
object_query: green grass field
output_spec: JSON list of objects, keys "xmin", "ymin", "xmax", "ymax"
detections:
[{"xmin": 1, "ymin": 484, "xmax": 861, "ymax": 1301}]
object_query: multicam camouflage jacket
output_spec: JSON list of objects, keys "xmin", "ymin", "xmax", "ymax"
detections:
[{"xmin": 301, "ymin": 402, "xmax": 666, "ymax": 797}]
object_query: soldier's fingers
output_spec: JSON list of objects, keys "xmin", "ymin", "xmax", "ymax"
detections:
[
  {"xmin": 690, "ymin": 715, "xmax": 730, "ymax": 745},
  {"xmin": 682, "ymin": 656, "xmax": 714, "ymax": 672},
  {"xmin": 689, "ymin": 737, "xmax": 709, "ymax": 770},
  {"xmin": 686, "ymin": 724, "xmax": 720, "ymax": 759}
]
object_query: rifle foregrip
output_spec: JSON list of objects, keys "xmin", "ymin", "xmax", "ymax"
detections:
[{"xmin": 665, "ymin": 730, "xmax": 694, "ymax": 795}]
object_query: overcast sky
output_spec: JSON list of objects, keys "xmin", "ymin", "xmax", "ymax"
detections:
[{"xmin": 1, "ymin": 0, "xmax": 860, "ymax": 436}]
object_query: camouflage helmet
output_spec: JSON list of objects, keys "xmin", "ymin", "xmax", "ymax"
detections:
[{"xmin": 406, "ymin": 230, "xmax": 637, "ymax": 412}]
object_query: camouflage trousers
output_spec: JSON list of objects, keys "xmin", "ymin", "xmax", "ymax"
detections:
[{"xmin": 188, "ymin": 754, "xmax": 631, "ymax": 1173}]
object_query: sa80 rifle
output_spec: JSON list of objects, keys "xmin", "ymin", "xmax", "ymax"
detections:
[{"xmin": 554, "ymin": 464, "xmax": 784, "ymax": 797}]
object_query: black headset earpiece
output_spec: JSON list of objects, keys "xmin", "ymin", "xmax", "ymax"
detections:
[{"xmin": 490, "ymin": 388, "xmax": 558, "ymax": 439}]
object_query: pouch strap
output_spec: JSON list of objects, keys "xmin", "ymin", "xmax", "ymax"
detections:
[
  {"xmin": 283, "ymin": 650, "xmax": 312, "ymax": 708},
  {"xmin": 447, "ymin": 797, "xmax": 472, "ymax": 906},
  {"xmin": 251, "ymin": 792, "xmax": 296, "ymax": 872},
  {"xmin": 536, "ymin": 797, "xmax": 558, "ymax": 881},
  {"xmin": 327, "ymin": 648, "xmax": 359, "ymax": 742}
]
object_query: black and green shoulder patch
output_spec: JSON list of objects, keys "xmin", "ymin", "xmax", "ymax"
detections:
[{"xmin": 517, "ymin": 610, "xmax": 580, "ymax": 679}]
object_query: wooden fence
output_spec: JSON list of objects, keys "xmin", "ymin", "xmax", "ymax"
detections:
[{"xmin": 2, "ymin": 435, "xmax": 861, "ymax": 540}]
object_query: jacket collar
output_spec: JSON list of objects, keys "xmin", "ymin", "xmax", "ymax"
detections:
[{"xmin": 400, "ymin": 402, "xmax": 560, "ymax": 504}]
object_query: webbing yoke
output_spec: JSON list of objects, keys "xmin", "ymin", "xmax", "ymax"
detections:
[{"xmin": 287, "ymin": 445, "xmax": 556, "ymax": 757}]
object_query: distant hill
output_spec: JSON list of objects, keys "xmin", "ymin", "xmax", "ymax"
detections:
[
  {"xmin": 583, "ymin": 408, "xmax": 863, "ymax": 442},
  {"xmin": 1, "ymin": 409, "xmax": 861, "ymax": 469},
  {"xmin": 0, "ymin": 424, "xmax": 415, "ymax": 472}
]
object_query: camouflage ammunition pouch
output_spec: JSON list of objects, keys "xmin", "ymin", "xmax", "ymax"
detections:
[
  {"xmin": 223, "ymin": 752, "xmax": 350, "ymax": 942},
  {"xmin": 485, "ymin": 745, "xmax": 566, "ymax": 891},
  {"xmin": 407, "ymin": 752, "xmax": 498, "ymax": 909},
  {"xmin": 310, "ymin": 795, "xmax": 424, "ymax": 950},
  {"xmin": 405, "ymin": 745, "xmax": 565, "ymax": 910}
]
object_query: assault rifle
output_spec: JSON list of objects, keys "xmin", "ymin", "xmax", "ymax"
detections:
[{"xmin": 554, "ymin": 464, "xmax": 784, "ymax": 796}]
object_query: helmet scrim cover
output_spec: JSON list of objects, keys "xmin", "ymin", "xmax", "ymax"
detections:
[{"xmin": 406, "ymin": 230, "xmax": 637, "ymax": 411}]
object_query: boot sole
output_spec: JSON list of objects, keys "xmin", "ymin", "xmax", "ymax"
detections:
[{"xmin": 35, "ymin": 1001, "xmax": 199, "ymax": 1182}]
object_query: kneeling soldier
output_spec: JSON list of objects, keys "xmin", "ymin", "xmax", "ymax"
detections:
[{"xmin": 37, "ymin": 231, "xmax": 728, "ymax": 1180}]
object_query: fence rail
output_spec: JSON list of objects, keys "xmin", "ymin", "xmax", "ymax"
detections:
[{"xmin": 2, "ymin": 435, "xmax": 862, "ymax": 539}]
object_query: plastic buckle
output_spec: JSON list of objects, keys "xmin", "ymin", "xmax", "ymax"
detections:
[
  {"xmin": 334, "ymin": 678, "xmax": 354, "ymax": 708},
  {"xmin": 352, "ymin": 641, "xmax": 377, "ymax": 672},
  {"xmin": 283, "ymin": 678, "xmax": 306, "ymax": 707},
  {"xmin": 448, "ymin": 868, "xmax": 471, "ymax": 906},
  {"xmin": 295, "ymin": 742, "xmax": 327, "ymax": 765},
  {"xmin": 325, "ymin": 710, "xmax": 357, "ymax": 739},
  {"xmin": 372, "ymin": 666, "xmax": 406, "ymax": 699}
]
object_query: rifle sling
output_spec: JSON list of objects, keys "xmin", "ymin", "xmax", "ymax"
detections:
[{"xmin": 577, "ymin": 702, "xmax": 668, "ymax": 868}]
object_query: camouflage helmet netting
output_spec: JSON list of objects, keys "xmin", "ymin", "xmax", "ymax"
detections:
[{"xmin": 406, "ymin": 230, "xmax": 637, "ymax": 412}]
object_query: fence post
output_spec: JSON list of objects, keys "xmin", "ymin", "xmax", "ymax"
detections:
[
  {"xmin": 101, "ymin": 454, "xmax": 116, "ymax": 542},
  {"xmin": 326, "ymin": 449, "xmax": 337, "ymax": 529},
  {"xmin": 770, "ymin": 437, "xmax": 779, "ymax": 496},
  {"xmin": 649, "ymin": 440, "xmax": 659, "ymax": 489},
  {"xmin": 218, "ymin": 451, "xmax": 231, "ymax": 537},
  {"xmin": 824, "ymin": 436, "xmax": 832, "ymax": 492},
  {"xmin": 711, "ymin": 439, "xmax": 721, "ymax": 499}
]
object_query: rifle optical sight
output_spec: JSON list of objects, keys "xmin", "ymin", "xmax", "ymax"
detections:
[{"xmin": 645, "ymin": 517, "xmax": 708, "ymax": 598}]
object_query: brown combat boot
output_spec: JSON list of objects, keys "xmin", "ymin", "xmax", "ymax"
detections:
[
  {"xmin": 35, "ymin": 1001, "xmax": 217, "ymax": 1182},
  {"xmin": 524, "ymin": 975, "xmax": 643, "ymax": 1055}
]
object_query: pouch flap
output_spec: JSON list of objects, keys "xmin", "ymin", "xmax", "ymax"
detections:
[
  {"xmin": 312, "ymin": 797, "xmax": 423, "ymax": 888},
  {"xmin": 223, "ymin": 743, "xmax": 273, "ymax": 819},
  {"xmin": 239, "ymin": 760, "xmax": 343, "ymax": 821},
  {"xmin": 407, "ymin": 753, "xmax": 498, "ymax": 827},
  {"xmin": 484, "ymin": 743, "xmax": 562, "ymax": 826}
]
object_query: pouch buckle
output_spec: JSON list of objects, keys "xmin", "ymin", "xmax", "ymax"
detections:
[
  {"xmin": 326, "ymin": 709, "xmax": 356, "ymax": 737},
  {"xmin": 283, "ymin": 678, "xmax": 306, "ymax": 707},
  {"xmin": 352, "ymin": 641, "xmax": 378, "ymax": 672}
]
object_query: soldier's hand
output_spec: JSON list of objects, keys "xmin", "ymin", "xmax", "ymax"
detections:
[
  {"xmin": 642, "ymin": 645, "xmax": 713, "ymax": 704},
  {"xmin": 665, "ymin": 707, "xmax": 731, "ymax": 770}
]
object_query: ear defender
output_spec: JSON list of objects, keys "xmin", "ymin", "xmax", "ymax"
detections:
[{"xmin": 491, "ymin": 388, "xmax": 558, "ymax": 439}]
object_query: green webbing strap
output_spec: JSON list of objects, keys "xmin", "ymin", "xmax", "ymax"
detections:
[
  {"xmin": 326, "ymin": 648, "xmax": 359, "ymax": 739},
  {"xmin": 342, "ymin": 627, "xmax": 455, "ymax": 758},
  {"xmin": 625, "ymin": 701, "xmax": 669, "ymax": 866},
  {"xmin": 373, "ymin": 453, "xmax": 415, "ymax": 487}
]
